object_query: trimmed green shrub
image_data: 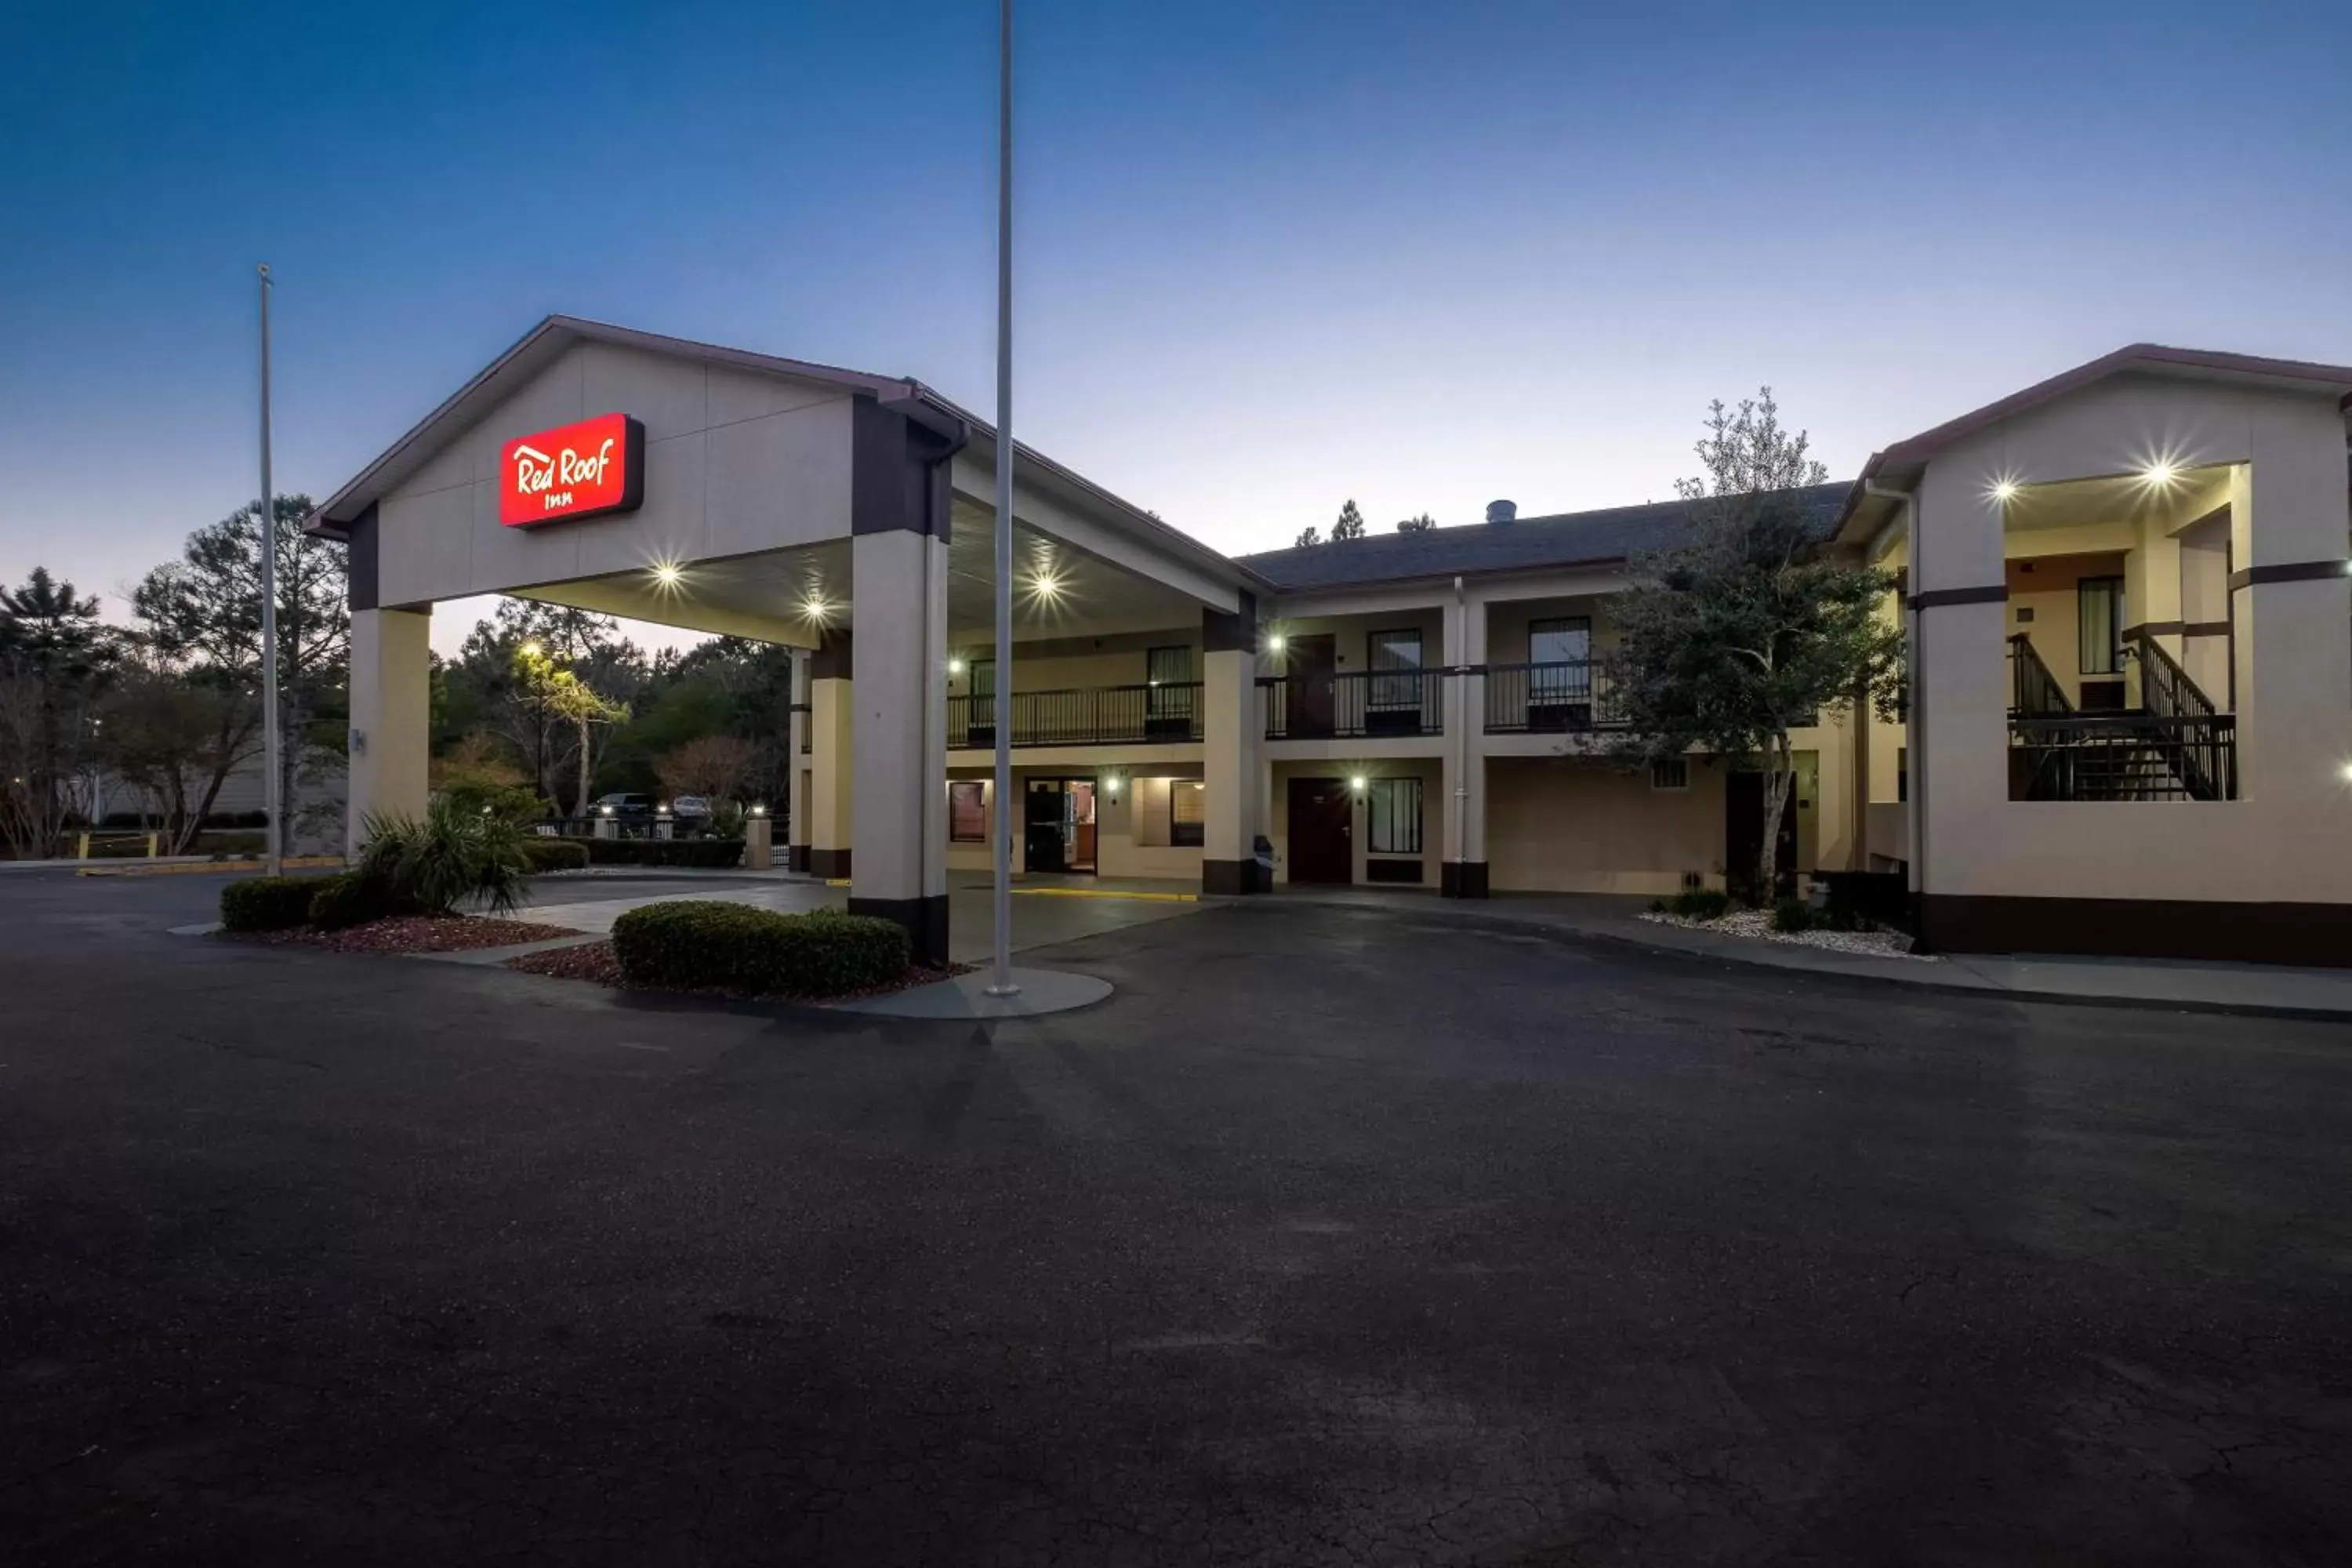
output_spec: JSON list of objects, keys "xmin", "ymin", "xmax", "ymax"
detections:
[
  {"xmin": 356, "ymin": 800, "xmax": 533, "ymax": 914},
  {"xmin": 610, "ymin": 900, "xmax": 910, "ymax": 997},
  {"xmin": 583, "ymin": 837, "xmax": 744, "ymax": 869},
  {"xmin": 1770, "ymin": 896, "xmax": 1814, "ymax": 933},
  {"xmin": 307, "ymin": 871, "xmax": 396, "ymax": 931},
  {"xmin": 521, "ymin": 839, "xmax": 591, "ymax": 873},
  {"xmin": 220, "ymin": 876, "xmax": 320, "ymax": 932},
  {"xmin": 1668, "ymin": 887, "xmax": 1730, "ymax": 921}
]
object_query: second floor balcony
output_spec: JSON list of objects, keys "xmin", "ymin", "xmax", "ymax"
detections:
[
  {"xmin": 1260, "ymin": 670, "xmax": 1445, "ymax": 740},
  {"xmin": 1483, "ymin": 660, "xmax": 1624, "ymax": 734},
  {"xmin": 949, "ymin": 682, "xmax": 1203, "ymax": 749}
]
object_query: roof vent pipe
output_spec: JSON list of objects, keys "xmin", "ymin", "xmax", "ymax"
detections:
[{"xmin": 1486, "ymin": 499, "xmax": 1516, "ymax": 524}]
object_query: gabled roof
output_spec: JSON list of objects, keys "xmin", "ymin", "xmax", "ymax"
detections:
[
  {"xmin": 1235, "ymin": 483, "xmax": 1851, "ymax": 593},
  {"xmin": 303, "ymin": 314, "xmax": 1266, "ymax": 593},
  {"xmin": 305, "ymin": 316, "xmax": 916, "ymax": 535},
  {"xmin": 1835, "ymin": 343, "xmax": 2352, "ymax": 540}
]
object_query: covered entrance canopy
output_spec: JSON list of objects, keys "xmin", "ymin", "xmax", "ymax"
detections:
[{"xmin": 306, "ymin": 315, "xmax": 1273, "ymax": 962}]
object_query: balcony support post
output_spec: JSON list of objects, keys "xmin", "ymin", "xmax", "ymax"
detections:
[
  {"xmin": 807, "ymin": 630, "xmax": 855, "ymax": 881},
  {"xmin": 1201, "ymin": 594, "xmax": 1263, "ymax": 894},
  {"xmin": 1442, "ymin": 584, "xmax": 1487, "ymax": 896}
]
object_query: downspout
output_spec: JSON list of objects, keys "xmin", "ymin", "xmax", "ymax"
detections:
[
  {"xmin": 1863, "ymin": 477, "xmax": 1923, "ymax": 933},
  {"xmin": 1453, "ymin": 574, "xmax": 1468, "ymax": 894}
]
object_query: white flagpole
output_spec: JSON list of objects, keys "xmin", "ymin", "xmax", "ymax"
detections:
[
  {"xmin": 257, "ymin": 264, "xmax": 283, "ymax": 879},
  {"xmin": 986, "ymin": 0, "xmax": 1018, "ymax": 997}
]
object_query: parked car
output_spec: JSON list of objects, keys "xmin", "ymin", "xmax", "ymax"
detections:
[
  {"xmin": 668, "ymin": 795, "xmax": 713, "ymax": 820},
  {"xmin": 593, "ymin": 792, "xmax": 655, "ymax": 819}
]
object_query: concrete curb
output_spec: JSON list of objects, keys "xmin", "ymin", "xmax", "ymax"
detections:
[{"xmin": 1216, "ymin": 892, "xmax": 2352, "ymax": 1024}]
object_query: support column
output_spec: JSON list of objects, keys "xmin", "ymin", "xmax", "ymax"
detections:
[
  {"xmin": 848, "ymin": 528, "xmax": 950, "ymax": 964},
  {"xmin": 1200, "ymin": 593, "xmax": 1261, "ymax": 894},
  {"xmin": 786, "ymin": 648, "xmax": 812, "ymax": 873},
  {"xmin": 1440, "ymin": 588, "xmax": 1487, "ymax": 896},
  {"xmin": 808, "ymin": 631, "xmax": 854, "ymax": 880},
  {"xmin": 346, "ymin": 607, "xmax": 430, "ymax": 854}
]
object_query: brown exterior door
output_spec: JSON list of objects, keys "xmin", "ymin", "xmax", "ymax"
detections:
[
  {"xmin": 1285, "ymin": 634, "xmax": 1337, "ymax": 738},
  {"xmin": 1287, "ymin": 777, "xmax": 1353, "ymax": 884}
]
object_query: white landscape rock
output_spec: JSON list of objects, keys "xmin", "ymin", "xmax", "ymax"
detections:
[{"xmin": 1639, "ymin": 907, "xmax": 1937, "ymax": 961}]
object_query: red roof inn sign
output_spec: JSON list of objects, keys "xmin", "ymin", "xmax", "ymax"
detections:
[{"xmin": 499, "ymin": 412, "xmax": 645, "ymax": 527}]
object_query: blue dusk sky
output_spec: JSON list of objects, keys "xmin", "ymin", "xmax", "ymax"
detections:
[{"xmin": 4, "ymin": 1, "xmax": 2349, "ymax": 653}]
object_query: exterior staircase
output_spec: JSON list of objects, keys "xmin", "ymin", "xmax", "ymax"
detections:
[{"xmin": 2005, "ymin": 633, "xmax": 2236, "ymax": 802}]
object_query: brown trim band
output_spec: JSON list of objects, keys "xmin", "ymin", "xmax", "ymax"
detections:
[
  {"xmin": 1921, "ymin": 893, "xmax": 2352, "ymax": 968},
  {"xmin": 1201, "ymin": 858, "xmax": 1265, "ymax": 895},
  {"xmin": 848, "ymin": 893, "xmax": 950, "ymax": 967},
  {"xmin": 1202, "ymin": 592, "xmax": 1260, "ymax": 654},
  {"xmin": 2230, "ymin": 560, "xmax": 2348, "ymax": 591},
  {"xmin": 2122, "ymin": 620, "xmax": 2182, "ymax": 640},
  {"xmin": 2181, "ymin": 621, "xmax": 2231, "ymax": 637},
  {"xmin": 808, "ymin": 848, "xmax": 851, "ymax": 880},
  {"xmin": 811, "ymin": 630, "xmax": 853, "ymax": 681},
  {"xmin": 1907, "ymin": 584, "xmax": 2007, "ymax": 610}
]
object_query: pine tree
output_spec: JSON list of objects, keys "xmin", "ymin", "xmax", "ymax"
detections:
[
  {"xmin": 1396, "ymin": 513, "xmax": 1436, "ymax": 533},
  {"xmin": 1330, "ymin": 499, "xmax": 1367, "ymax": 541}
]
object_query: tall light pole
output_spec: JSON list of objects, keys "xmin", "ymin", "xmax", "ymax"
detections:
[
  {"xmin": 986, "ymin": 0, "xmax": 1018, "ymax": 996},
  {"xmin": 256, "ymin": 263, "xmax": 283, "ymax": 878}
]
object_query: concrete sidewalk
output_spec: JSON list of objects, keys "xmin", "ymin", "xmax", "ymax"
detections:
[{"xmin": 1258, "ymin": 887, "xmax": 2352, "ymax": 1021}]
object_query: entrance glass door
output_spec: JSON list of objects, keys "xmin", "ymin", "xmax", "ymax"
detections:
[{"xmin": 1022, "ymin": 777, "xmax": 1098, "ymax": 874}]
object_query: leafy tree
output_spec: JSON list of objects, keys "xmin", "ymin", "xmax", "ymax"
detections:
[
  {"xmin": 1293, "ymin": 526, "xmax": 1322, "ymax": 548},
  {"xmin": 1330, "ymin": 499, "xmax": 1367, "ymax": 541},
  {"xmin": 514, "ymin": 642, "xmax": 631, "ymax": 815},
  {"xmin": 655, "ymin": 735, "xmax": 756, "ymax": 808},
  {"xmin": 95, "ymin": 659, "xmax": 262, "ymax": 853},
  {"xmin": 446, "ymin": 601, "xmax": 648, "ymax": 805},
  {"xmin": 1397, "ymin": 513, "xmax": 1436, "ymax": 533},
  {"xmin": 129, "ymin": 494, "xmax": 346, "ymax": 856},
  {"xmin": 0, "ymin": 568, "xmax": 114, "ymax": 856},
  {"xmin": 1606, "ymin": 389, "xmax": 1904, "ymax": 899}
]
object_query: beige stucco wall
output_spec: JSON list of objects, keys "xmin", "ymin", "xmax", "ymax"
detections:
[
  {"xmin": 373, "ymin": 340, "xmax": 857, "ymax": 612},
  {"xmin": 1912, "ymin": 371, "xmax": 2352, "ymax": 905},
  {"xmin": 942, "ymin": 629, "xmax": 1200, "ymax": 700},
  {"xmin": 1486, "ymin": 757, "xmax": 1727, "ymax": 895},
  {"xmin": 1263, "ymin": 756, "xmax": 1443, "ymax": 887},
  {"xmin": 2005, "ymin": 551, "xmax": 2128, "ymax": 708},
  {"xmin": 942, "ymin": 765, "xmax": 1206, "ymax": 881}
]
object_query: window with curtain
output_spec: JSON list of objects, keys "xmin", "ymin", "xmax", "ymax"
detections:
[
  {"xmin": 949, "ymin": 782, "xmax": 987, "ymax": 843},
  {"xmin": 1529, "ymin": 616, "xmax": 1592, "ymax": 703},
  {"xmin": 1368, "ymin": 776, "xmax": 1423, "ymax": 854},
  {"xmin": 1146, "ymin": 644, "xmax": 1192, "ymax": 720},
  {"xmin": 1368, "ymin": 629, "xmax": 1423, "ymax": 710},
  {"xmin": 1170, "ymin": 780, "xmax": 1205, "ymax": 847},
  {"xmin": 2078, "ymin": 577, "xmax": 2123, "ymax": 675}
]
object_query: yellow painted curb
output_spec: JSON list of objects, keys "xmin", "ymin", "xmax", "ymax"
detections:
[
  {"xmin": 78, "ymin": 855, "xmax": 345, "ymax": 879},
  {"xmin": 824, "ymin": 877, "xmax": 853, "ymax": 887}
]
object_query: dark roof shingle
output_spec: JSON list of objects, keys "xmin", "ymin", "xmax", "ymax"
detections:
[{"xmin": 1234, "ymin": 482, "xmax": 1852, "ymax": 593}]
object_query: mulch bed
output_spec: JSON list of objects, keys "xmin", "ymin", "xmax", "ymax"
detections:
[
  {"xmin": 252, "ymin": 914, "xmax": 582, "ymax": 955},
  {"xmin": 504, "ymin": 939, "xmax": 971, "ymax": 1003}
]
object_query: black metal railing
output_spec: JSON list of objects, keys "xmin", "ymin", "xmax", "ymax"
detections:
[
  {"xmin": 1483, "ymin": 659, "xmax": 1623, "ymax": 733},
  {"xmin": 2009, "ymin": 713, "xmax": 2237, "ymax": 802},
  {"xmin": 2007, "ymin": 633, "xmax": 2073, "ymax": 718},
  {"xmin": 947, "ymin": 681, "xmax": 1202, "ymax": 749},
  {"xmin": 2125, "ymin": 630, "xmax": 2233, "ymax": 800},
  {"xmin": 1258, "ymin": 670, "xmax": 1445, "ymax": 740}
]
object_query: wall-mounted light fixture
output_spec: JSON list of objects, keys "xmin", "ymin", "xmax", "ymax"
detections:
[
  {"xmin": 1265, "ymin": 633, "xmax": 1287, "ymax": 654},
  {"xmin": 948, "ymin": 656, "xmax": 967, "ymax": 675},
  {"xmin": 1105, "ymin": 775, "xmax": 1122, "ymax": 798},
  {"xmin": 1348, "ymin": 774, "xmax": 1368, "ymax": 795}
]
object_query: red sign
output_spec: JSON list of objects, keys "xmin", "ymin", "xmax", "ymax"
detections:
[{"xmin": 499, "ymin": 412, "xmax": 644, "ymax": 528}]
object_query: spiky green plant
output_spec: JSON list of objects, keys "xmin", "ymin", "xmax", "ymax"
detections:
[{"xmin": 354, "ymin": 798, "xmax": 533, "ymax": 916}]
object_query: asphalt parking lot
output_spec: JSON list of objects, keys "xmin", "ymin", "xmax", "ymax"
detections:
[{"xmin": 3, "ymin": 867, "xmax": 2349, "ymax": 1565}]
